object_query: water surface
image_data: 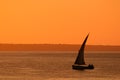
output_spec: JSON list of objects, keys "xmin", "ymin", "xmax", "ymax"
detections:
[{"xmin": 0, "ymin": 51, "xmax": 119, "ymax": 80}]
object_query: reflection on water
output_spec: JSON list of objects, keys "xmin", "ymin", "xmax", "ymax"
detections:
[{"xmin": 0, "ymin": 51, "xmax": 120, "ymax": 80}]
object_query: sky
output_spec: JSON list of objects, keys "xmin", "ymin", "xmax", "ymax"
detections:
[{"xmin": 0, "ymin": 0, "xmax": 120, "ymax": 45}]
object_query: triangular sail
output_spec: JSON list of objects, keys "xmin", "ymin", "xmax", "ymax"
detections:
[{"xmin": 74, "ymin": 34, "xmax": 89, "ymax": 65}]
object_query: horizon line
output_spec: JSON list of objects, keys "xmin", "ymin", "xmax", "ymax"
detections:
[{"xmin": 0, "ymin": 43, "xmax": 120, "ymax": 46}]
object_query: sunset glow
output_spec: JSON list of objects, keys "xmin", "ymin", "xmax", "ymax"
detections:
[{"xmin": 0, "ymin": 0, "xmax": 120, "ymax": 45}]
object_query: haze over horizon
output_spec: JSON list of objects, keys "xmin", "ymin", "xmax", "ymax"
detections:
[
  {"xmin": 0, "ymin": 43, "xmax": 120, "ymax": 46},
  {"xmin": 0, "ymin": 0, "xmax": 120, "ymax": 45}
]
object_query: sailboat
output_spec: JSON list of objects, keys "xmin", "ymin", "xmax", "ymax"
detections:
[{"xmin": 72, "ymin": 34, "xmax": 94, "ymax": 70}]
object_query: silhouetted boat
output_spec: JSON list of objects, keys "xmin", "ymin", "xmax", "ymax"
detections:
[{"xmin": 72, "ymin": 34, "xmax": 94, "ymax": 70}]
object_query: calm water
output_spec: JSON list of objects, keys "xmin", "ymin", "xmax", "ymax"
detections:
[{"xmin": 0, "ymin": 51, "xmax": 120, "ymax": 80}]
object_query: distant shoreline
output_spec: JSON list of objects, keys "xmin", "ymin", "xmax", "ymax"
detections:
[
  {"xmin": 0, "ymin": 44, "xmax": 120, "ymax": 51},
  {"xmin": 0, "ymin": 51, "xmax": 120, "ymax": 54}
]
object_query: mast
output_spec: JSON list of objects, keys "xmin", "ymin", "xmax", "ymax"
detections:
[{"xmin": 74, "ymin": 34, "xmax": 89, "ymax": 65}]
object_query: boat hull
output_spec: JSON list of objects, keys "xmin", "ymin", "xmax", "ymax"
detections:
[{"xmin": 72, "ymin": 64, "xmax": 94, "ymax": 70}]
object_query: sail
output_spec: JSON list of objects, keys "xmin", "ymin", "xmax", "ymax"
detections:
[{"xmin": 74, "ymin": 34, "xmax": 89, "ymax": 65}]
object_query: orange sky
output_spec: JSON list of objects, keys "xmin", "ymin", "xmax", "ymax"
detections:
[{"xmin": 0, "ymin": 0, "xmax": 120, "ymax": 45}]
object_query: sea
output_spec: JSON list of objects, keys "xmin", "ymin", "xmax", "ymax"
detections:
[{"xmin": 0, "ymin": 51, "xmax": 120, "ymax": 80}]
